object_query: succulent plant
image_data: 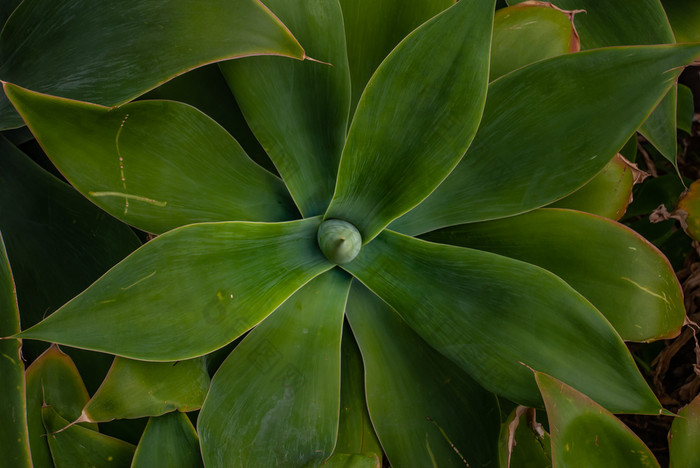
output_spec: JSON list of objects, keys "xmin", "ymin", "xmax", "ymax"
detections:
[{"xmin": 2, "ymin": 0, "xmax": 700, "ymax": 466}]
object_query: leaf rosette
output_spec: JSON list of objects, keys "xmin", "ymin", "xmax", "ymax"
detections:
[{"xmin": 2, "ymin": 0, "xmax": 698, "ymax": 466}]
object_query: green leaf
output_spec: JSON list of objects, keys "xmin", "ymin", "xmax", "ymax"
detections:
[
  {"xmin": 422, "ymin": 208, "xmax": 685, "ymax": 342},
  {"xmin": 509, "ymin": 0, "xmax": 674, "ymax": 48},
  {"xmin": 81, "ymin": 357, "xmax": 209, "ymax": 422},
  {"xmin": 4, "ymin": 83, "xmax": 297, "ymax": 234},
  {"xmin": 669, "ymin": 394, "xmax": 700, "ymax": 467},
  {"xmin": 132, "ymin": 412, "xmax": 204, "ymax": 468},
  {"xmin": 325, "ymin": 0, "xmax": 494, "ymax": 242},
  {"xmin": 25, "ymin": 345, "xmax": 97, "ymax": 468},
  {"xmin": 43, "ymin": 405, "xmax": 135, "ymax": 468},
  {"xmin": 339, "ymin": 0, "xmax": 452, "ymax": 118},
  {"xmin": 322, "ymin": 453, "xmax": 381, "ymax": 468},
  {"xmin": 0, "ymin": 0, "xmax": 20, "ymax": 28},
  {"xmin": 0, "ymin": 233, "xmax": 31, "ymax": 467},
  {"xmin": 491, "ymin": 3, "xmax": 575, "ymax": 81},
  {"xmin": 676, "ymin": 179, "xmax": 700, "ymax": 242},
  {"xmin": 498, "ymin": 407, "xmax": 552, "ymax": 468},
  {"xmin": 330, "ymin": 325, "xmax": 382, "ymax": 458},
  {"xmin": 639, "ymin": 88, "xmax": 679, "ymax": 166},
  {"xmin": 535, "ymin": 371, "xmax": 660, "ymax": 468},
  {"xmin": 141, "ymin": 64, "xmax": 277, "ymax": 175},
  {"xmin": 392, "ymin": 44, "xmax": 700, "ymax": 235},
  {"xmin": 548, "ymin": 155, "xmax": 634, "ymax": 220},
  {"xmin": 0, "ymin": 0, "xmax": 305, "ymax": 129},
  {"xmin": 510, "ymin": 0, "xmax": 678, "ymax": 164},
  {"xmin": 221, "ymin": 0, "xmax": 350, "ymax": 217},
  {"xmin": 198, "ymin": 269, "xmax": 350, "ymax": 467},
  {"xmin": 343, "ymin": 230, "xmax": 661, "ymax": 413},
  {"xmin": 663, "ymin": 0, "xmax": 700, "ymax": 43},
  {"xmin": 0, "ymin": 135, "xmax": 139, "ymax": 390},
  {"xmin": 17, "ymin": 217, "xmax": 333, "ymax": 361},
  {"xmin": 346, "ymin": 282, "xmax": 500, "ymax": 467},
  {"xmin": 677, "ymin": 83, "xmax": 694, "ymax": 134}
]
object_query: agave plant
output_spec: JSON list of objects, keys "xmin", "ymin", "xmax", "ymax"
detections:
[{"xmin": 2, "ymin": 0, "xmax": 700, "ymax": 466}]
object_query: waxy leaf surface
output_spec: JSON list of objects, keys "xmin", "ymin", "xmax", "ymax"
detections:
[
  {"xmin": 536, "ymin": 372, "xmax": 660, "ymax": 468},
  {"xmin": 142, "ymin": 64, "xmax": 276, "ymax": 174},
  {"xmin": 132, "ymin": 412, "xmax": 204, "ymax": 468},
  {"xmin": 491, "ymin": 4, "xmax": 575, "ymax": 81},
  {"xmin": 343, "ymin": 230, "xmax": 660, "ymax": 413},
  {"xmin": 339, "ymin": 0, "xmax": 452, "ymax": 117},
  {"xmin": 18, "ymin": 218, "xmax": 333, "ymax": 360},
  {"xmin": 43, "ymin": 406, "xmax": 135, "ymax": 468},
  {"xmin": 663, "ymin": 0, "xmax": 700, "ymax": 43},
  {"xmin": 669, "ymin": 394, "xmax": 700, "ymax": 467},
  {"xmin": 677, "ymin": 83, "xmax": 694, "ymax": 135},
  {"xmin": 393, "ymin": 44, "xmax": 700, "ymax": 235},
  {"xmin": 422, "ymin": 208, "xmax": 684, "ymax": 342},
  {"xmin": 509, "ymin": 0, "xmax": 673, "ymax": 48},
  {"xmin": 25, "ymin": 346, "xmax": 97, "ymax": 468},
  {"xmin": 512, "ymin": 0, "xmax": 678, "ymax": 164},
  {"xmin": 326, "ymin": 0, "xmax": 494, "ymax": 242},
  {"xmin": 0, "ymin": 0, "xmax": 304, "ymax": 128},
  {"xmin": 0, "ymin": 135, "xmax": 139, "ymax": 388},
  {"xmin": 199, "ymin": 270, "xmax": 350, "ymax": 467},
  {"xmin": 346, "ymin": 282, "xmax": 500, "ymax": 467},
  {"xmin": 222, "ymin": 0, "xmax": 350, "ymax": 217},
  {"xmin": 83, "ymin": 357, "xmax": 210, "ymax": 422},
  {"xmin": 4, "ymin": 84, "xmax": 297, "ymax": 234},
  {"xmin": 0, "ymin": 233, "xmax": 31, "ymax": 467},
  {"xmin": 329, "ymin": 325, "xmax": 382, "ymax": 459},
  {"xmin": 548, "ymin": 155, "xmax": 635, "ymax": 220}
]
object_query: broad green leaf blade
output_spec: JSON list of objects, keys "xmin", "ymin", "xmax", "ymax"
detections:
[
  {"xmin": 497, "ymin": 407, "xmax": 552, "ymax": 468},
  {"xmin": 0, "ymin": 233, "xmax": 31, "ymax": 468},
  {"xmin": 199, "ymin": 269, "xmax": 350, "ymax": 467},
  {"xmin": 509, "ymin": 0, "xmax": 674, "ymax": 48},
  {"xmin": 339, "ymin": 0, "xmax": 452, "ymax": 118},
  {"xmin": 331, "ymin": 325, "xmax": 382, "ymax": 459},
  {"xmin": 0, "ymin": 135, "xmax": 139, "ymax": 390},
  {"xmin": 639, "ymin": 88, "xmax": 679, "ymax": 166},
  {"xmin": 43, "ymin": 405, "xmax": 135, "ymax": 468},
  {"xmin": 221, "ymin": 0, "xmax": 350, "ymax": 217},
  {"xmin": 0, "ymin": 0, "xmax": 20, "ymax": 27},
  {"xmin": 346, "ymin": 282, "xmax": 500, "ymax": 467},
  {"xmin": 663, "ymin": 0, "xmax": 700, "ymax": 43},
  {"xmin": 326, "ymin": 0, "xmax": 495, "ymax": 242},
  {"xmin": 677, "ymin": 179, "xmax": 700, "ymax": 242},
  {"xmin": 491, "ymin": 3, "xmax": 575, "ymax": 81},
  {"xmin": 82, "ymin": 357, "xmax": 210, "ymax": 422},
  {"xmin": 142, "ymin": 64, "xmax": 277, "ymax": 175},
  {"xmin": 4, "ymin": 84, "xmax": 297, "ymax": 234},
  {"xmin": 26, "ymin": 345, "xmax": 97, "ymax": 468},
  {"xmin": 17, "ymin": 217, "xmax": 333, "ymax": 361},
  {"xmin": 392, "ymin": 44, "xmax": 700, "ymax": 235},
  {"xmin": 548, "ymin": 155, "xmax": 634, "ymax": 220},
  {"xmin": 536, "ymin": 371, "xmax": 660, "ymax": 468},
  {"xmin": 322, "ymin": 453, "xmax": 381, "ymax": 468},
  {"xmin": 422, "ymin": 208, "xmax": 684, "ymax": 342},
  {"xmin": 132, "ymin": 412, "xmax": 203, "ymax": 468},
  {"xmin": 343, "ymin": 230, "xmax": 661, "ymax": 413},
  {"xmin": 510, "ymin": 0, "xmax": 678, "ymax": 165},
  {"xmin": 669, "ymin": 394, "xmax": 700, "ymax": 467},
  {"xmin": 0, "ymin": 0, "xmax": 305, "ymax": 129},
  {"xmin": 677, "ymin": 83, "xmax": 694, "ymax": 134}
]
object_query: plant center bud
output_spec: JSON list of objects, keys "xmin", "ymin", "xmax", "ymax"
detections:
[{"xmin": 317, "ymin": 219, "xmax": 362, "ymax": 265}]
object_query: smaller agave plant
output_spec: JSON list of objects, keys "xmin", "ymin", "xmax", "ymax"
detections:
[{"xmin": 2, "ymin": 0, "xmax": 700, "ymax": 466}]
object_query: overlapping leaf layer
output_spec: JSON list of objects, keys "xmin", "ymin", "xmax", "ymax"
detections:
[{"xmin": 2, "ymin": 0, "xmax": 698, "ymax": 466}]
